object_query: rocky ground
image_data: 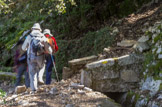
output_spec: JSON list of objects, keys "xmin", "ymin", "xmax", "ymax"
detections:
[
  {"xmin": 0, "ymin": 74, "xmax": 120, "ymax": 107},
  {"xmin": 101, "ymin": 3, "xmax": 162, "ymax": 58}
]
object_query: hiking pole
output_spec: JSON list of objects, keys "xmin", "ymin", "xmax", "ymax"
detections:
[{"xmin": 50, "ymin": 54, "xmax": 59, "ymax": 82}]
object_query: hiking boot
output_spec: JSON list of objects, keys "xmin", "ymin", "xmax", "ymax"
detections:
[
  {"xmin": 30, "ymin": 90, "xmax": 36, "ymax": 95},
  {"xmin": 38, "ymin": 81, "xmax": 45, "ymax": 85}
]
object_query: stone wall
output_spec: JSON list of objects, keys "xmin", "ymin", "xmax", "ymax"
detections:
[{"xmin": 81, "ymin": 53, "xmax": 144, "ymax": 92}]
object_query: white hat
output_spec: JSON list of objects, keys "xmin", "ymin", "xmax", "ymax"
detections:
[
  {"xmin": 32, "ymin": 23, "xmax": 42, "ymax": 31},
  {"xmin": 43, "ymin": 29, "xmax": 53, "ymax": 36}
]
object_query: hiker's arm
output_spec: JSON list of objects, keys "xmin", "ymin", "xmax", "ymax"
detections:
[{"xmin": 22, "ymin": 35, "xmax": 30, "ymax": 51}]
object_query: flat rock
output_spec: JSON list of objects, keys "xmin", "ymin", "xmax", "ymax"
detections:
[
  {"xmin": 138, "ymin": 36, "xmax": 149, "ymax": 42},
  {"xmin": 68, "ymin": 55, "xmax": 98, "ymax": 66},
  {"xmin": 117, "ymin": 40, "xmax": 137, "ymax": 47}
]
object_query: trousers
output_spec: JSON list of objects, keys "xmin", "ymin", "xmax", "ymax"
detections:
[
  {"xmin": 15, "ymin": 64, "xmax": 30, "ymax": 88},
  {"xmin": 28, "ymin": 54, "xmax": 45, "ymax": 91},
  {"xmin": 45, "ymin": 54, "xmax": 55, "ymax": 84}
]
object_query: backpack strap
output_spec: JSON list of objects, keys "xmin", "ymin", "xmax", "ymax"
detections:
[{"xmin": 29, "ymin": 34, "xmax": 33, "ymax": 37}]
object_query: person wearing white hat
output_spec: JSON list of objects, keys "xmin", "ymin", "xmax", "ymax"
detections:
[
  {"xmin": 43, "ymin": 29, "xmax": 58, "ymax": 84},
  {"xmin": 22, "ymin": 23, "xmax": 52, "ymax": 93}
]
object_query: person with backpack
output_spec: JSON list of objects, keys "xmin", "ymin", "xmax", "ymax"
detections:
[
  {"xmin": 22, "ymin": 23, "xmax": 53, "ymax": 93},
  {"xmin": 43, "ymin": 29, "xmax": 58, "ymax": 84},
  {"xmin": 14, "ymin": 40, "xmax": 30, "ymax": 88}
]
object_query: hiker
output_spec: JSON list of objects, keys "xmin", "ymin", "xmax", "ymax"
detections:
[
  {"xmin": 13, "ymin": 40, "xmax": 30, "ymax": 88},
  {"xmin": 22, "ymin": 23, "xmax": 53, "ymax": 93},
  {"xmin": 43, "ymin": 29, "xmax": 58, "ymax": 84}
]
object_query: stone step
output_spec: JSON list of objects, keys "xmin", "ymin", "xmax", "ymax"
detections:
[{"xmin": 81, "ymin": 53, "xmax": 144, "ymax": 92}]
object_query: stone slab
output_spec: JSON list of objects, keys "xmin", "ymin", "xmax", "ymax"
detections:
[
  {"xmin": 117, "ymin": 40, "xmax": 137, "ymax": 47},
  {"xmin": 68, "ymin": 55, "xmax": 98, "ymax": 66}
]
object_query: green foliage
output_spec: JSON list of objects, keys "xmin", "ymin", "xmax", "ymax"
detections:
[
  {"xmin": 0, "ymin": 88, "xmax": 6, "ymax": 104},
  {"xmin": 0, "ymin": 67, "xmax": 12, "ymax": 72},
  {"xmin": 142, "ymin": 23, "xmax": 162, "ymax": 81},
  {"xmin": 119, "ymin": 0, "xmax": 136, "ymax": 17},
  {"xmin": 55, "ymin": 26, "xmax": 115, "ymax": 77}
]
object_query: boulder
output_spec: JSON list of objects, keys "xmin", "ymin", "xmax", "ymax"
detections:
[{"xmin": 133, "ymin": 42, "xmax": 150, "ymax": 52}]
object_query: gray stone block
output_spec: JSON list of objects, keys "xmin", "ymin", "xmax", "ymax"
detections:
[{"xmin": 121, "ymin": 70, "xmax": 140, "ymax": 82}]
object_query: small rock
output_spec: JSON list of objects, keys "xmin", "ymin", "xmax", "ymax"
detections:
[
  {"xmin": 144, "ymin": 22, "xmax": 149, "ymax": 26},
  {"xmin": 98, "ymin": 54, "xmax": 106, "ymax": 60},
  {"xmin": 15, "ymin": 97, "xmax": 19, "ymax": 101},
  {"xmin": 3, "ymin": 81, "xmax": 8, "ymax": 86},
  {"xmin": 117, "ymin": 40, "xmax": 137, "ymax": 47},
  {"xmin": 133, "ymin": 42, "xmax": 150, "ymax": 52},
  {"xmin": 18, "ymin": 100, "xmax": 29, "ymax": 106},
  {"xmin": 138, "ymin": 36, "xmax": 149, "ymax": 42},
  {"xmin": 49, "ymin": 87, "xmax": 58, "ymax": 95},
  {"xmin": 158, "ymin": 54, "xmax": 162, "ymax": 59},
  {"xmin": 51, "ymin": 79, "xmax": 57, "ymax": 84},
  {"xmin": 28, "ymin": 102, "xmax": 37, "ymax": 106},
  {"xmin": 69, "ymin": 91, "xmax": 75, "ymax": 95},
  {"xmin": 15, "ymin": 85, "xmax": 26, "ymax": 94},
  {"xmin": 65, "ymin": 104, "xmax": 74, "ymax": 107},
  {"xmin": 156, "ymin": 48, "xmax": 161, "ymax": 54},
  {"xmin": 46, "ymin": 88, "xmax": 49, "ymax": 92},
  {"xmin": 103, "ymin": 48, "xmax": 111, "ymax": 53},
  {"xmin": 77, "ymin": 89, "xmax": 85, "ymax": 94},
  {"xmin": 62, "ymin": 100, "xmax": 66, "ymax": 104},
  {"xmin": 8, "ymin": 88, "xmax": 14, "ymax": 94},
  {"xmin": 70, "ymin": 83, "xmax": 84, "ymax": 89},
  {"xmin": 84, "ymin": 87, "xmax": 92, "ymax": 91},
  {"xmin": 11, "ymin": 94, "xmax": 18, "ymax": 99},
  {"xmin": 37, "ymin": 88, "xmax": 44, "ymax": 93}
]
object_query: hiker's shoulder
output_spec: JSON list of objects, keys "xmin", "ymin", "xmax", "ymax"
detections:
[{"xmin": 30, "ymin": 30, "xmax": 44, "ymax": 36}]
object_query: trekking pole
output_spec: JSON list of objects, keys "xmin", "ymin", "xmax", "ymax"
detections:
[{"xmin": 50, "ymin": 54, "xmax": 59, "ymax": 82}]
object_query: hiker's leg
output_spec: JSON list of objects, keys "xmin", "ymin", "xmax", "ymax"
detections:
[
  {"xmin": 38, "ymin": 64, "xmax": 45, "ymax": 83},
  {"xmin": 25, "ymin": 68, "xmax": 30, "ymax": 88},
  {"xmin": 28, "ymin": 63, "xmax": 38, "ymax": 91},
  {"xmin": 45, "ymin": 55, "xmax": 53, "ymax": 84},
  {"xmin": 15, "ymin": 64, "xmax": 26, "ymax": 87},
  {"xmin": 46, "ymin": 69, "xmax": 52, "ymax": 84}
]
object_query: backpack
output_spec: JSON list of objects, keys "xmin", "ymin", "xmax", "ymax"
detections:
[
  {"xmin": 30, "ymin": 35, "xmax": 45, "ymax": 56},
  {"xmin": 46, "ymin": 36, "xmax": 55, "ymax": 52}
]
